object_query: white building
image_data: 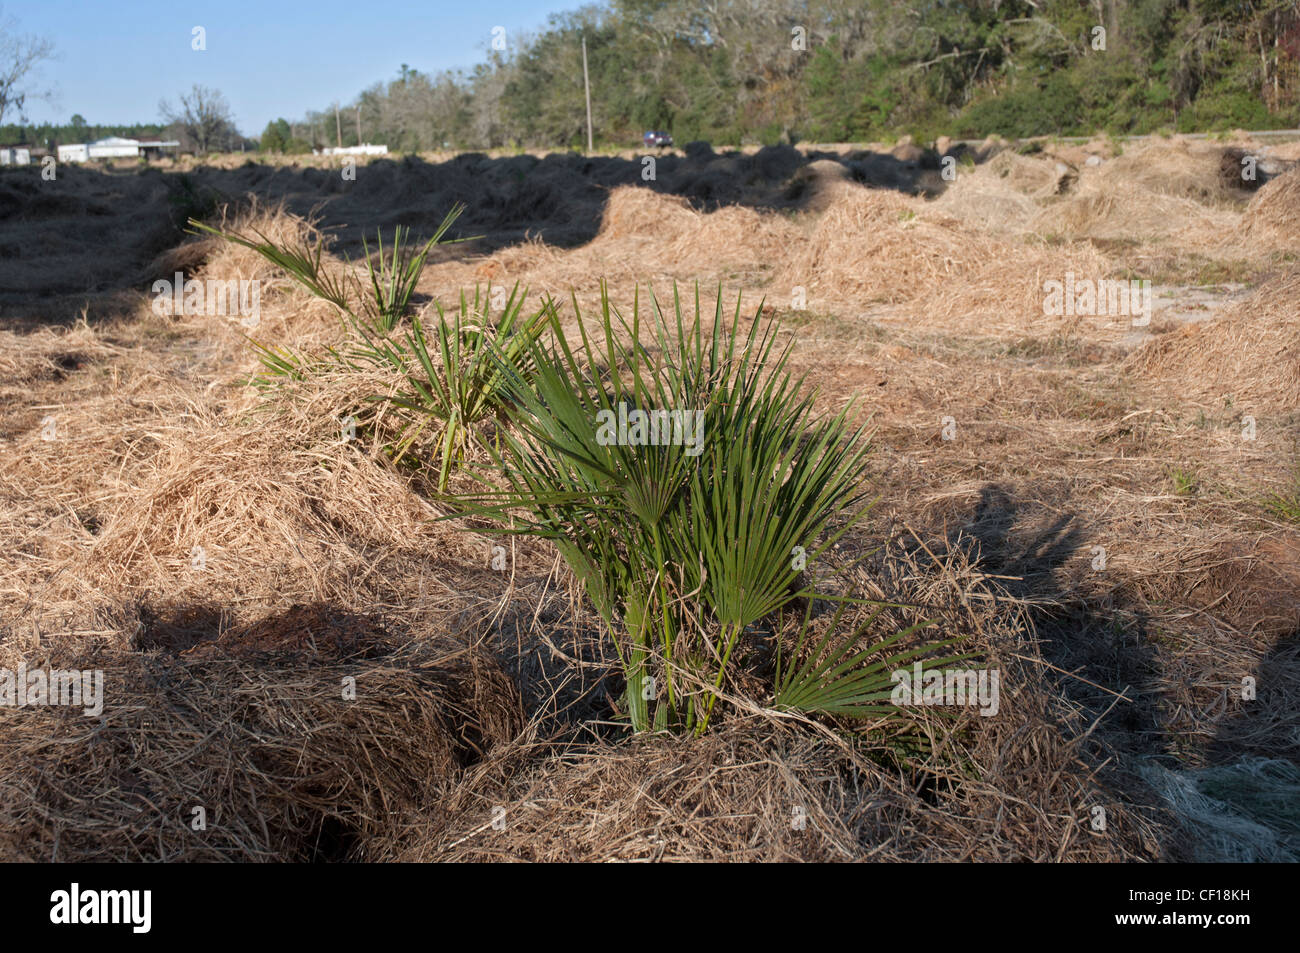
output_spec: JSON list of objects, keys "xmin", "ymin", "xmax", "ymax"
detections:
[
  {"xmin": 0, "ymin": 147, "xmax": 31, "ymax": 165},
  {"xmin": 56, "ymin": 138, "xmax": 181, "ymax": 163},
  {"xmin": 88, "ymin": 136, "xmax": 142, "ymax": 158},
  {"xmin": 314, "ymin": 143, "xmax": 389, "ymax": 156}
]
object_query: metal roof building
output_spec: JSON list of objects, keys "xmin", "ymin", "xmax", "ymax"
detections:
[{"xmin": 56, "ymin": 137, "xmax": 181, "ymax": 162}]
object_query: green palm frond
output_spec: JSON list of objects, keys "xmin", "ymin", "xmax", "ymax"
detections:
[
  {"xmin": 195, "ymin": 201, "xmax": 540, "ymax": 489},
  {"xmin": 359, "ymin": 208, "xmax": 466, "ymax": 330},
  {"xmin": 189, "ymin": 218, "xmax": 354, "ymax": 314},
  {"xmin": 349, "ymin": 283, "xmax": 552, "ymax": 490},
  {"xmin": 774, "ymin": 600, "xmax": 973, "ymax": 718}
]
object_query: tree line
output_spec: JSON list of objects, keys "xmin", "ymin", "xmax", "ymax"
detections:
[
  {"xmin": 5, "ymin": 1, "xmax": 1296, "ymax": 155},
  {"xmin": 264, "ymin": 0, "xmax": 1300, "ymax": 153}
]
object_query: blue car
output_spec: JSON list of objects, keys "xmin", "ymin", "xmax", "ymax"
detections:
[{"xmin": 642, "ymin": 130, "xmax": 673, "ymax": 148}]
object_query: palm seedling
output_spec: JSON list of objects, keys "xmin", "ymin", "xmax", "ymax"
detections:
[
  {"xmin": 189, "ymin": 204, "xmax": 467, "ymax": 330},
  {"xmin": 444, "ymin": 283, "xmax": 965, "ymax": 734},
  {"xmin": 195, "ymin": 207, "xmax": 548, "ymax": 489}
]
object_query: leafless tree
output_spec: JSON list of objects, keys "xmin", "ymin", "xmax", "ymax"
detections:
[
  {"xmin": 159, "ymin": 84, "xmax": 237, "ymax": 155},
  {"xmin": 0, "ymin": 6, "xmax": 55, "ymax": 125},
  {"xmin": 468, "ymin": 54, "xmax": 515, "ymax": 148}
]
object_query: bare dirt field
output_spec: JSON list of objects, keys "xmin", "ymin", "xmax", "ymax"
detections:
[{"xmin": 1, "ymin": 134, "xmax": 1297, "ymax": 861}]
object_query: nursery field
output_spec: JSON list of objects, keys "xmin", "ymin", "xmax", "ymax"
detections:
[{"xmin": 0, "ymin": 134, "xmax": 1298, "ymax": 862}]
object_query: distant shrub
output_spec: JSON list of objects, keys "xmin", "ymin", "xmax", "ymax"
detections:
[
  {"xmin": 1177, "ymin": 84, "xmax": 1278, "ymax": 132},
  {"xmin": 956, "ymin": 75, "xmax": 1086, "ymax": 138}
]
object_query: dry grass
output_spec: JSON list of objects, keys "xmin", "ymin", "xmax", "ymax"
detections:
[
  {"xmin": 427, "ymin": 186, "xmax": 804, "ymax": 304},
  {"xmin": 1089, "ymin": 138, "xmax": 1234, "ymax": 203},
  {"xmin": 1127, "ymin": 265, "xmax": 1300, "ymax": 413},
  {"xmin": 1239, "ymin": 166, "xmax": 1300, "ymax": 251},
  {"xmin": 376, "ymin": 542, "xmax": 1164, "ymax": 862},
  {"xmin": 0, "ymin": 604, "xmax": 522, "ymax": 861},
  {"xmin": 774, "ymin": 179, "xmax": 1115, "ymax": 339},
  {"xmin": 930, "ymin": 150, "xmax": 1073, "ymax": 234},
  {"xmin": 1033, "ymin": 180, "xmax": 1239, "ymax": 245}
]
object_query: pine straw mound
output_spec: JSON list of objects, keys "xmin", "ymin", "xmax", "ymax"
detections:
[
  {"xmin": 0, "ymin": 324, "xmax": 474, "ymax": 664},
  {"xmin": 18, "ymin": 412, "xmax": 447, "ymax": 645},
  {"xmin": 1093, "ymin": 138, "xmax": 1237, "ymax": 203},
  {"xmin": 592, "ymin": 187, "xmax": 801, "ymax": 276},
  {"xmin": 143, "ymin": 235, "xmax": 219, "ymax": 285},
  {"xmin": 369, "ymin": 541, "xmax": 1165, "ymax": 862},
  {"xmin": 186, "ymin": 197, "xmax": 319, "ymax": 287},
  {"xmin": 931, "ymin": 139, "xmax": 1249, "ymax": 260},
  {"xmin": 189, "ymin": 201, "xmax": 351, "ymax": 359},
  {"xmin": 775, "ymin": 181, "xmax": 955, "ymax": 308},
  {"xmin": 785, "ymin": 158, "xmax": 856, "ymax": 211},
  {"xmin": 928, "ymin": 152, "xmax": 1066, "ymax": 234},
  {"xmin": 381, "ymin": 713, "xmax": 1157, "ymax": 862},
  {"xmin": 1269, "ymin": 140, "xmax": 1300, "ymax": 162},
  {"xmin": 775, "ymin": 180, "xmax": 1111, "ymax": 337},
  {"xmin": 1029, "ymin": 140, "xmax": 1242, "ymax": 247},
  {"xmin": 431, "ymin": 186, "xmax": 802, "ymax": 298},
  {"xmin": 1125, "ymin": 265, "xmax": 1300, "ymax": 413},
  {"xmin": 1031, "ymin": 180, "xmax": 1238, "ymax": 245},
  {"xmin": 1239, "ymin": 166, "xmax": 1300, "ymax": 252},
  {"xmin": 975, "ymin": 150, "xmax": 1069, "ymax": 197},
  {"xmin": 164, "ymin": 198, "xmax": 355, "ymax": 352},
  {"xmin": 0, "ymin": 323, "xmax": 213, "ymax": 653},
  {"xmin": 596, "ymin": 186, "xmax": 702, "ymax": 240},
  {"xmin": 661, "ymin": 202, "xmax": 799, "ymax": 270},
  {"xmin": 0, "ymin": 603, "xmax": 523, "ymax": 861}
]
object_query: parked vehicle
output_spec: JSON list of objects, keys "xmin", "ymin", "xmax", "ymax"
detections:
[{"xmin": 642, "ymin": 130, "xmax": 673, "ymax": 148}]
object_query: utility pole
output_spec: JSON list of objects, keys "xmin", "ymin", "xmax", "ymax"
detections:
[
  {"xmin": 581, "ymin": 35, "xmax": 594, "ymax": 153},
  {"xmin": 355, "ymin": 105, "xmax": 362, "ymax": 145},
  {"xmin": 334, "ymin": 103, "xmax": 342, "ymax": 148}
]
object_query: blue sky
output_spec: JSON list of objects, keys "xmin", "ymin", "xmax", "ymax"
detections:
[{"xmin": 13, "ymin": 0, "xmax": 592, "ymax": 132}]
